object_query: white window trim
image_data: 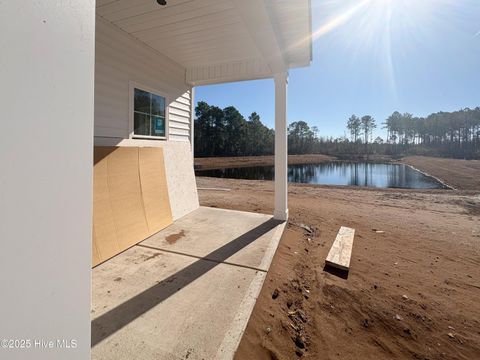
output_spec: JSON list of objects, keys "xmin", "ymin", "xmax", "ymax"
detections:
[{"xmin": 128, "ymin": 81, "xmax": 169, "ymax": 140}]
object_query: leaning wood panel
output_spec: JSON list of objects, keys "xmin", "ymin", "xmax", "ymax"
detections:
[
  {"xmin": 325, "ymin": 226, "xmax": 355, "ymax": 271},
  {"xmin": 91, "ymin": 230, "xmax": 101, "ymax": 267},
  {"xmin": 92, "ymin": 146, "xmax": 173, "ymax": 267},
  {"xmin": 92, "ymin": 148, "xmax": 120, "ymax": 265},
  {"xmin": 139, "ymin": 147, "xmax": 173, "ymax": 233},
  {"xmin": 105, "ymin": 147, "xmax": 150, "ymax": 249}
]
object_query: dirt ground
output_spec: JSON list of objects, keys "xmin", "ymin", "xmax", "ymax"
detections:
[
  {"xmin": 196, "ymin": 156, "xmax": 480, "ymax": 360},
  {"xmin": 402, "ymin": 156, "xmax": 480, "ymax": 191},
  {"xmin": 194, "ymin": 154, "xmax": 335, "ymax": 170}
]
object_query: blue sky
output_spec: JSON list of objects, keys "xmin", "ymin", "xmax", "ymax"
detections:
[{"xmin": 195, "ymin": 0, "xmax": 480, "ymax": 139}]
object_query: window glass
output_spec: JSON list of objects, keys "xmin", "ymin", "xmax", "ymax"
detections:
[
  {"xmin": 134, "ymin": 89, "xmax": 150, "ymax": 114},
  {"xmin": 151, "ymin": 94, "xmax": 165, "ymax": 116},
  {"xmin": 134, "ymin": 112, "xmax": 150, "ymax": 136},
  {"xmin": 133, "ymin": 87, "xmax": 166, "ymax": 137}
]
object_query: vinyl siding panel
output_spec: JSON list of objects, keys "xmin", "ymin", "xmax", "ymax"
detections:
[{"xmin": 95, "ymin": 17, "xmax": 192, "ymax": 143}]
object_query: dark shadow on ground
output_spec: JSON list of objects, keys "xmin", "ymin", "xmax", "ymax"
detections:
[
  {"xmin": 323, "ymin": 264, "xmax": 349, "ymax": 279},
  {"xmin": 91, "ymin": 218, "xmax": 283, "ymax": 346}
]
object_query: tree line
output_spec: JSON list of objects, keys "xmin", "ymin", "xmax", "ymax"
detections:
[
  {"xmin": 194, "ymin": 101, "xmax": 274, "ymax": 157},
  {"xmin": 194, "ymin": 101, "xmax": 480, "ymax": 159},
  {"xmin": 383, "ymin": 108, "xmax": 480, "ymax": 158}
]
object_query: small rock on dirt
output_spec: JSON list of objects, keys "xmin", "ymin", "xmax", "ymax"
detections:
[
  {"xmin": 395, "ymin": 314, "xmax": 403, "ymax": 321},
  {"xmin": 294, "ymin": 336, "xmax": 306, "ymax": 349},
  {"xmin": 272, "ymin": 289, "xmax": 279, "ymax": 299}
]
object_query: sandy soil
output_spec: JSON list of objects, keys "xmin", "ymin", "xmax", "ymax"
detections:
[
  {"xmin": 196, "ymin": 175, "xmax": 480, "ymax": 360},
  {"xmin": 194, "ymin": 154, "xmax": 335, "ymax": 170},
  {"xmin": 402, "ymin": 156, "xmax": 480, "ymax": 191}
]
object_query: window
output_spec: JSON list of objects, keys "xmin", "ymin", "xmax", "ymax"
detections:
[{"xmin": 133, "ymin": 87, "xmax": 166, "ymax": 138}]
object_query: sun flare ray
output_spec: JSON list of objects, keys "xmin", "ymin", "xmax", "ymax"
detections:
[{"xmin": 310, "ymin": 0, "xmax": 371, "ymax": 41}]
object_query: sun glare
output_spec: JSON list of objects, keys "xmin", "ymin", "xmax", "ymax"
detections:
[
  {"xmin": 298, "ymin": 0, "xmax": 472, "ymax": 97},
  {"xmin": 304, "ymin": 0, "xmax": 444, "ymax": 97},
  {"xmin": 309, "ymin": 0, "xmax": 371, "ymax": 41},
  {"xmin": 310, "ymin": 0, "xmax": 397, "ymax": 42}
]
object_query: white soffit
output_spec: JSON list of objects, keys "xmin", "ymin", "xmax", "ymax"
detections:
[
  {"xmin": 96, "ymin": 0, "xmax": 312, "ymax": 84},
  {"xmin": 267, "ymin": 0, "xmax": 312, "ymax": 69}
]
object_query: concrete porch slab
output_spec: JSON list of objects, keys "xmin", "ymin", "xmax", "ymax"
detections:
[
  {"xmin": 91, "ymin": 207, "xmax": 285, "ymax": 360},
  {"xmin": 142, "ymin": 206, "xmax": 283, "ymax": 271}
]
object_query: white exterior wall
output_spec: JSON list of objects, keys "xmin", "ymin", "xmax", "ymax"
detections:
[
  {"xmin": 95, "ymin": 17, "xmax": 192, "ymax": 142},
  {"xmin": 94, "ymin": 17, "xmax": 199, "ymax": 220},
  {"xmin": 0, "ymin": 1, "xmax": 95, "ymax": 359}
]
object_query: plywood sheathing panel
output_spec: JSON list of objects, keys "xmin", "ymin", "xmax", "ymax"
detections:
[
  {"xmin": 92, "ymin": 146, "xmax": 173, "ymax": 267},
  {"xmin": 139, "ymin": 147, "xmax": 173, "ymax": 233},
  {"xmin": 93, "ymin": 148, "xmax": 120, "ymax": 262},
  {"xmin": 92, "ymin": 230, "xmax": 101, "ymax": 267},
  {"xmin": 92, "ymin": 139, "xmax": 200, "ymax": 221},
  {"xmin": 106, "ymin": 147, "xmax": 150, "ymax": 249}
]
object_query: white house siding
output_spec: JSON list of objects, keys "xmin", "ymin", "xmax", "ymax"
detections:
[
  {"xmin": 94, "ymin": 17, "xmax": 198, "ymax": 221},
  {"xmin": 95, "ymin": 16, "xmax": 192, "ymax": 142}
]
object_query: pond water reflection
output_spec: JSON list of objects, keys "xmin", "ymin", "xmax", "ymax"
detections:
[{"xmin": 195, "ymin": 162, "xmax": 447, "ymax": 189}]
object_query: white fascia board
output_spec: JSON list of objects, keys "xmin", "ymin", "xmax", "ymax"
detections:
[{"xmin": 185, "ymin": 58, "xmax": 273, "ymax": 86}]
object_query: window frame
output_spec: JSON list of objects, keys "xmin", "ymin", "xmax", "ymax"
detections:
[{"xmin": 129, "ymin": 81, "xmax": 169, "ymax": 140}]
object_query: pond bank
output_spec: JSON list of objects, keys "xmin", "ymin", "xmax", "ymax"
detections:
[
  {"xmin": 196, "ymin": 162, "xmax": 448, "ymax": 190},
  {"xmin": 195, "ymin": 155, "xmax": 480, "ymax": 191},
  {"xmin": 194, "ymin": 154, "xmax": 335, "ymax": 170},
  {"xmin": 401, "ymin": 156, "xmax": 480, "ymax": 191}
]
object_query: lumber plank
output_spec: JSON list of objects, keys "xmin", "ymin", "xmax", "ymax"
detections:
[{"xmin": 325, "ymin": 226, "xmax": 355, "ymax": 271}]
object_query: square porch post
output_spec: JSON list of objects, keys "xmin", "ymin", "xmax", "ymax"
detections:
[
  {"xmin": 274, "ymin": 72, "xmax": 289, "ymax": 221},
  {"xmin": 0, "ymin": 1, "xmax": 95, "ymax": 359}
]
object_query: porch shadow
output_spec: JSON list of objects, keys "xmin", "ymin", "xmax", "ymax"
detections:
[{"xmin": 91, "ymin": 217, "xmax": 283, "ymax": 347}]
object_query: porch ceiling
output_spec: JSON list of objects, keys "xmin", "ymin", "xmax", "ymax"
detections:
[{"xmin": 96, "ymin": 0, "xmax": 312, "ymax": 85}]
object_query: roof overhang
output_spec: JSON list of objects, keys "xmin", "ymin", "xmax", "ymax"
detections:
[{"xmin": 96, "ymin": 0, "xmax": 312, "ymax": 86}]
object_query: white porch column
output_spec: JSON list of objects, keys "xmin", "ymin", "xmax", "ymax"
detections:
[
  {"xmin": 0, "ymin": 1, "xmax": 95, "ymax": 359},
  {"xmin": 190, "ymin": 86, "xmax": 195, "ymax": 157},
  {"xmin": 274, "ymin": 72, "xmax": 289, "ymax": 221}
]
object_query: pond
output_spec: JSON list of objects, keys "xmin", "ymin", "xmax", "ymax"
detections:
[{"xmin": 195, "ymin": 162, "xmax": 448, "ymax": 189}]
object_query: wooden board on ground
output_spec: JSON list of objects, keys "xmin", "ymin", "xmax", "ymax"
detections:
[{"xmin": 325, "ymin": 226, "xmax": 355, "ymax": 271}]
